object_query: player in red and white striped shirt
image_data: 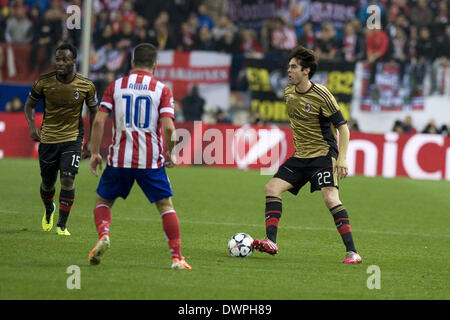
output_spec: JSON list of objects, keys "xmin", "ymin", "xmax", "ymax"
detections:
[{"xmin": 87, "ymin": 43, "xmax": 191, "ymax": 270}]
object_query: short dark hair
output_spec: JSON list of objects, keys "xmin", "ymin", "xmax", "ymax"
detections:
[
  {"xmin": 288, "ymin": 46, "xmax": 317, "ymax": 79},
  {"xmin": 56, "ymin": 42, "xmax": 77, "ymax": 59},
  {"xmin": 133, "ymin": 43, "xmax": 157, "ymax": 68}
]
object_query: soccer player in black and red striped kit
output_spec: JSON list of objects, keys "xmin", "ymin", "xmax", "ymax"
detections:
[{"xmin": 253, "ymin": 46, "xmax": 362, "ymax": 264}]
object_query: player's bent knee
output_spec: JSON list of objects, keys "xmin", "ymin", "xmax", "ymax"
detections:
[
  {"xmin": 96, "ymin": 194, "xmax": 114, "ymax": 208},
  {"xmin": 40, "ymin": 181, "xmax": 55, "ymax": 192},
  {"xmin": 60, "ymin": 177, "xmax": 75, "ymax": 190},
  {"xmin": 321, "ymin": 188, "xmax": 341, "ymax": 209},
  {"xmin": 265, "ymin": 179, "xmax": 289, "ymax": 198},
  {"xmin": 155, "ymin": 197, "xmax": 174, "ymax": 213}
]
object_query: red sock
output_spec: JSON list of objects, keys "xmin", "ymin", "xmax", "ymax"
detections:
[
  {"xmin": 94, "ymin": 204, "xmax": 112, "ymax": 239},
  {"xmin": 161, "ymin": 210, "xmax": 181, "ymax": 259}
]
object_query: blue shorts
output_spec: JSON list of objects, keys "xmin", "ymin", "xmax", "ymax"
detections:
[{"xmin": 97, "ymin": 165, "xmax": 174, "ymax": 203}]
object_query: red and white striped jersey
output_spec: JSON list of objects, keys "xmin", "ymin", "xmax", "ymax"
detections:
[{"xmin": 99, "ymin": 70, "xmax": 175, "ymax": 169}]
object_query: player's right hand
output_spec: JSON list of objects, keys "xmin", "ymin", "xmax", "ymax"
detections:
[
  {"xmin": 29, "ymin": 127, "xmax": 41, "ymax": 142},
  {"xmin": 164, "ymin": 150, "xmax": 176, "ymax": 168},
  {"xmin": 90, "ymin": 153, "xmax": 103, "ymax": 177}
]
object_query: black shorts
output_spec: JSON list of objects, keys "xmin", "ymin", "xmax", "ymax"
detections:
[
  {"xmin": 38, "ymin": 139, "xmax": 82, "ymax": 183},
  {"xmin": 274, "ymin": 156, "xmax": 338, "ymax": 195}
]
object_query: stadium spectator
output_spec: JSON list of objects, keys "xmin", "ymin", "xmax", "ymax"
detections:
[
  {"xmin": 0, "ymin": 46, "xmax": 3, "ymax": 82},
  {"xmin": 270, "ymin": 17, "xmax": 298, "ymax": 52},
  {"xmin": 148, "ymin": 11, "xmax": 175, "ymax": 50},
  {"xmin": 110, "ymin": 10, "xmax": 123, "ymax": 35},
  {"xmin": 341, "ymin": 21, "xmax": 365, "ymax": 63},
  {"xmin": 5, "ymin": 96, "xmax": 24, "ymax": 112},
  {"xmin": 25, "ymin": 0, "xmax": 50, "ymax": 14},
  {"xmin": 416, "ymin": 27, "xmax": 435, "ymax": 64},
  {"xmin": 211, "ymin": 15, "xmax": 230, "ymax": 41},
  {"xmin": 96, "ymin": 24, "xmax": 117, "ymax": 49},
  {"xmin": 135, "ymin": 26, "xmax": 152, "ymax": 48},
  {"xmin": 216, "ymin": 26, "xmax": 240, "ymax": 54},
  {"xmin": 365, "ymin": 27, "xmax": 389, "ymax": 85},
  {"xmin": 297, "ymin": 22, "xmax": 315, "ymax": 51},
  {"xmin": 250, "ymin": 112, "xmax": 265, "ymax": 126},
  {"xmin": 410, "ymin": 0, "xmax": 433, "ymax": 29},
  {"xmin": 214, "ymin": 108, "xmax": 232, "ymax": 124},
  {"xmin": 176, "ymin": 22, "xmax": 195, "ymax": 51},
  {"xmin": 173, "ymin": 99, "xmax": 185, "ymax": 122},
  {"xmin": 0, "ymin": 8, "xmax": 6, "ymax": 42},
  {"xmin": 181, "ymin": 85, "xmax": 205, "ymax": 121},
  {"xmin": 196, "ymin": 3, "xmax": 214, "ymax": 30},
  {"xmin": 408, "ymin": 25, "xmax": 418, "ymax": 60},
  {"xmin": 195, "ymin": 25, "xmax": 216, "ymax": 51},
  {"xmin": 392, "ymin": 120, "xmax": 404, "ymax": 133},
  {"xmin": 30, "ymin": 5, "xmax": 54, "ymax": 71},
  {"xmin": 365, "ymin": 27, "xmax": 389, "ymax": 64},
  {"xmin": 133, "ymin": 0, "xmax": 169, "ymax": 27},
  {"xmin": 5, "ymin": 6, "xmax": 32, "ymax": 44},
  {"xmin": 93, "ymin": 9, "xmax": 110, "ymax": 43},
  {"xmin": 315, "ymin": 23, "xmax": 340, "ymax": 62},
  {"xmin": 102, "ymin": 0, "xmax": 124, "ymax": 12},
  {"xmin": 422, "ymin": 119, "xmax": 439, "ymax": 134},
  {"xmin": 402, "ymin": 115, "xmax": 417, "ymax": 134},
  {"xmin": 388, "ymin": 26, "xmax": 408, "ymax": 77},
  {"xmin": 43, "ymin": 0, "xmax": 63, "ymax": 46},
  {"xmin": 347, "ymin": 118, "xmax": 360, "ymax": 131},
  {"xmin": 431, "ymin": 24, "xmax": 450, "ymax": 95},
  {"xmin": 115, "ymin": 21, "xmax": 136, "ymax": 50},
  {"xmin": 432, "ymin": 0, "xmax": 449, "ymax": 39},
  {"xmin": 121, "ymin": 0, "xmax": 137, "ymax": 30},
  {"xmin": 260, "ymin": 19, "xmax": 274, "ymax": 53},
  {"xmin": 387, "ymin": 0, "xmax": 410, "ymax": 24},
  {"xmin": 239, "ymin": 28, "xmax": 263, "ymax": 58}
]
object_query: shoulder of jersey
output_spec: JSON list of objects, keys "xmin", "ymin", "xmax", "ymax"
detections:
[
  {"xmin": 312, "ymin": 82, "xmax": 331, "ymax": 95},
  {"xmin": 284, "ymin": 84, "xmax": 295, "ymax": 95},
  {"xmin": 35, "ymin": 71, "xmax": 57, "ymax": 83},
  {"xmin": 75, "ymin": 72, "xmax": 95, "ymax": 85}
]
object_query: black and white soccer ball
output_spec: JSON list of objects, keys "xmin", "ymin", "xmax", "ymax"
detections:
[{"xmin": 228, "ymin": 233, "xmax": 254, "ymax": 258}]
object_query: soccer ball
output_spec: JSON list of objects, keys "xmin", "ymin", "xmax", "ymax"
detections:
[{"xmin": 228, "ymin": 233, "xmax": 254, "ymax": 258}]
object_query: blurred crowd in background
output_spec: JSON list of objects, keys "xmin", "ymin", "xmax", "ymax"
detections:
[
  {"xmin": 1, "ymin": 0, "xmax": 448, "ymax": 73},
  {"xmin": 0, "ymin": 0, "xmax": 449, "ymax": 133}
]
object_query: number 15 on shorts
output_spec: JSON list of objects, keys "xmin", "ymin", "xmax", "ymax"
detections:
[{"xmin": 71, "ymin": 154, "xmax": 80, "ymax": 168}]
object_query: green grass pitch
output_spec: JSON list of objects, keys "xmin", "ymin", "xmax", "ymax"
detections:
[{"xmin": 0, "ymin": 158, "xmax": 449, "ymax": 300}]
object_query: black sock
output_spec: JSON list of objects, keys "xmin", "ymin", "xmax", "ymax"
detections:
[
  {"xmin": 58, "ymin": 189, "xmax": 74, "ymax": 229},
  {"xmin": 265, "ymin": 196, "xmax": 282, "ymax": 243},
  {"xmin": 40, "ymin": 187, "xmax": 55, "ymax": 221},
  {"xmin": 330, "ymin": 204, "xmax": 357, "ymax": 253}
]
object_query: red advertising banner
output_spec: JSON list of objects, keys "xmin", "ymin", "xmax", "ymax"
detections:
[{"xmin": 1, "ymin": 113, "xmax": 448, "ymax": 180}]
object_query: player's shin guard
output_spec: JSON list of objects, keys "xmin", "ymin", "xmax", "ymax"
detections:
[
  {"xmin": 265, "ymin": 196, "xmax": 282, "ymax": 243},
  {"xmin": 58, "ymin": 189, "xmax": 74, "ymax": 229},
  {"xmin": 330, "ymin": 204, "xmax": 357, "ymax": 253},
  {"xmin": 93, "ymin": 204, "xmax": 112, "ymax": 238},
  {"xmin": 161, "ymin": 210, "xmax": 182, "ymax": 260}
]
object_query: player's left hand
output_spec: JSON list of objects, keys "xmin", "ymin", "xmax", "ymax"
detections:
[
  {"xmin": 82, "ymin": 141, "xmax": 91, "ymax": 159},
  {"xmin": 90, "ymin": 153, "xmax": 103, "ymax": 177},
  {"xmin": 335, "ymin": 158, "xmax": 348, "ymax": 179}
]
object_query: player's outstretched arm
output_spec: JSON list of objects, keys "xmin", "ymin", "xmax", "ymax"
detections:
[
  {"xmin": 89, "ymin": 110, "xmax": 109, "ymax": 177},
  {"xmin": 161, "ymin": 116, "xmax": 176, "ymax": 168},
  {"xmin": 336, "ymin": 123, "xmax": 350, "ymax": 179},
  {"xmin": 24, "ymin": 96, "xmax": 40, "ymax": 142}
]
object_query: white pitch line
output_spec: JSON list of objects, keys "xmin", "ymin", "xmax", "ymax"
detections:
[
  {"xmin": 1, "ymin": 209, "xmax": 448, "ymax": 239},
  {"xmin": 112, "ymin": 215, "xmax": 450, "ymax": 239}
]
